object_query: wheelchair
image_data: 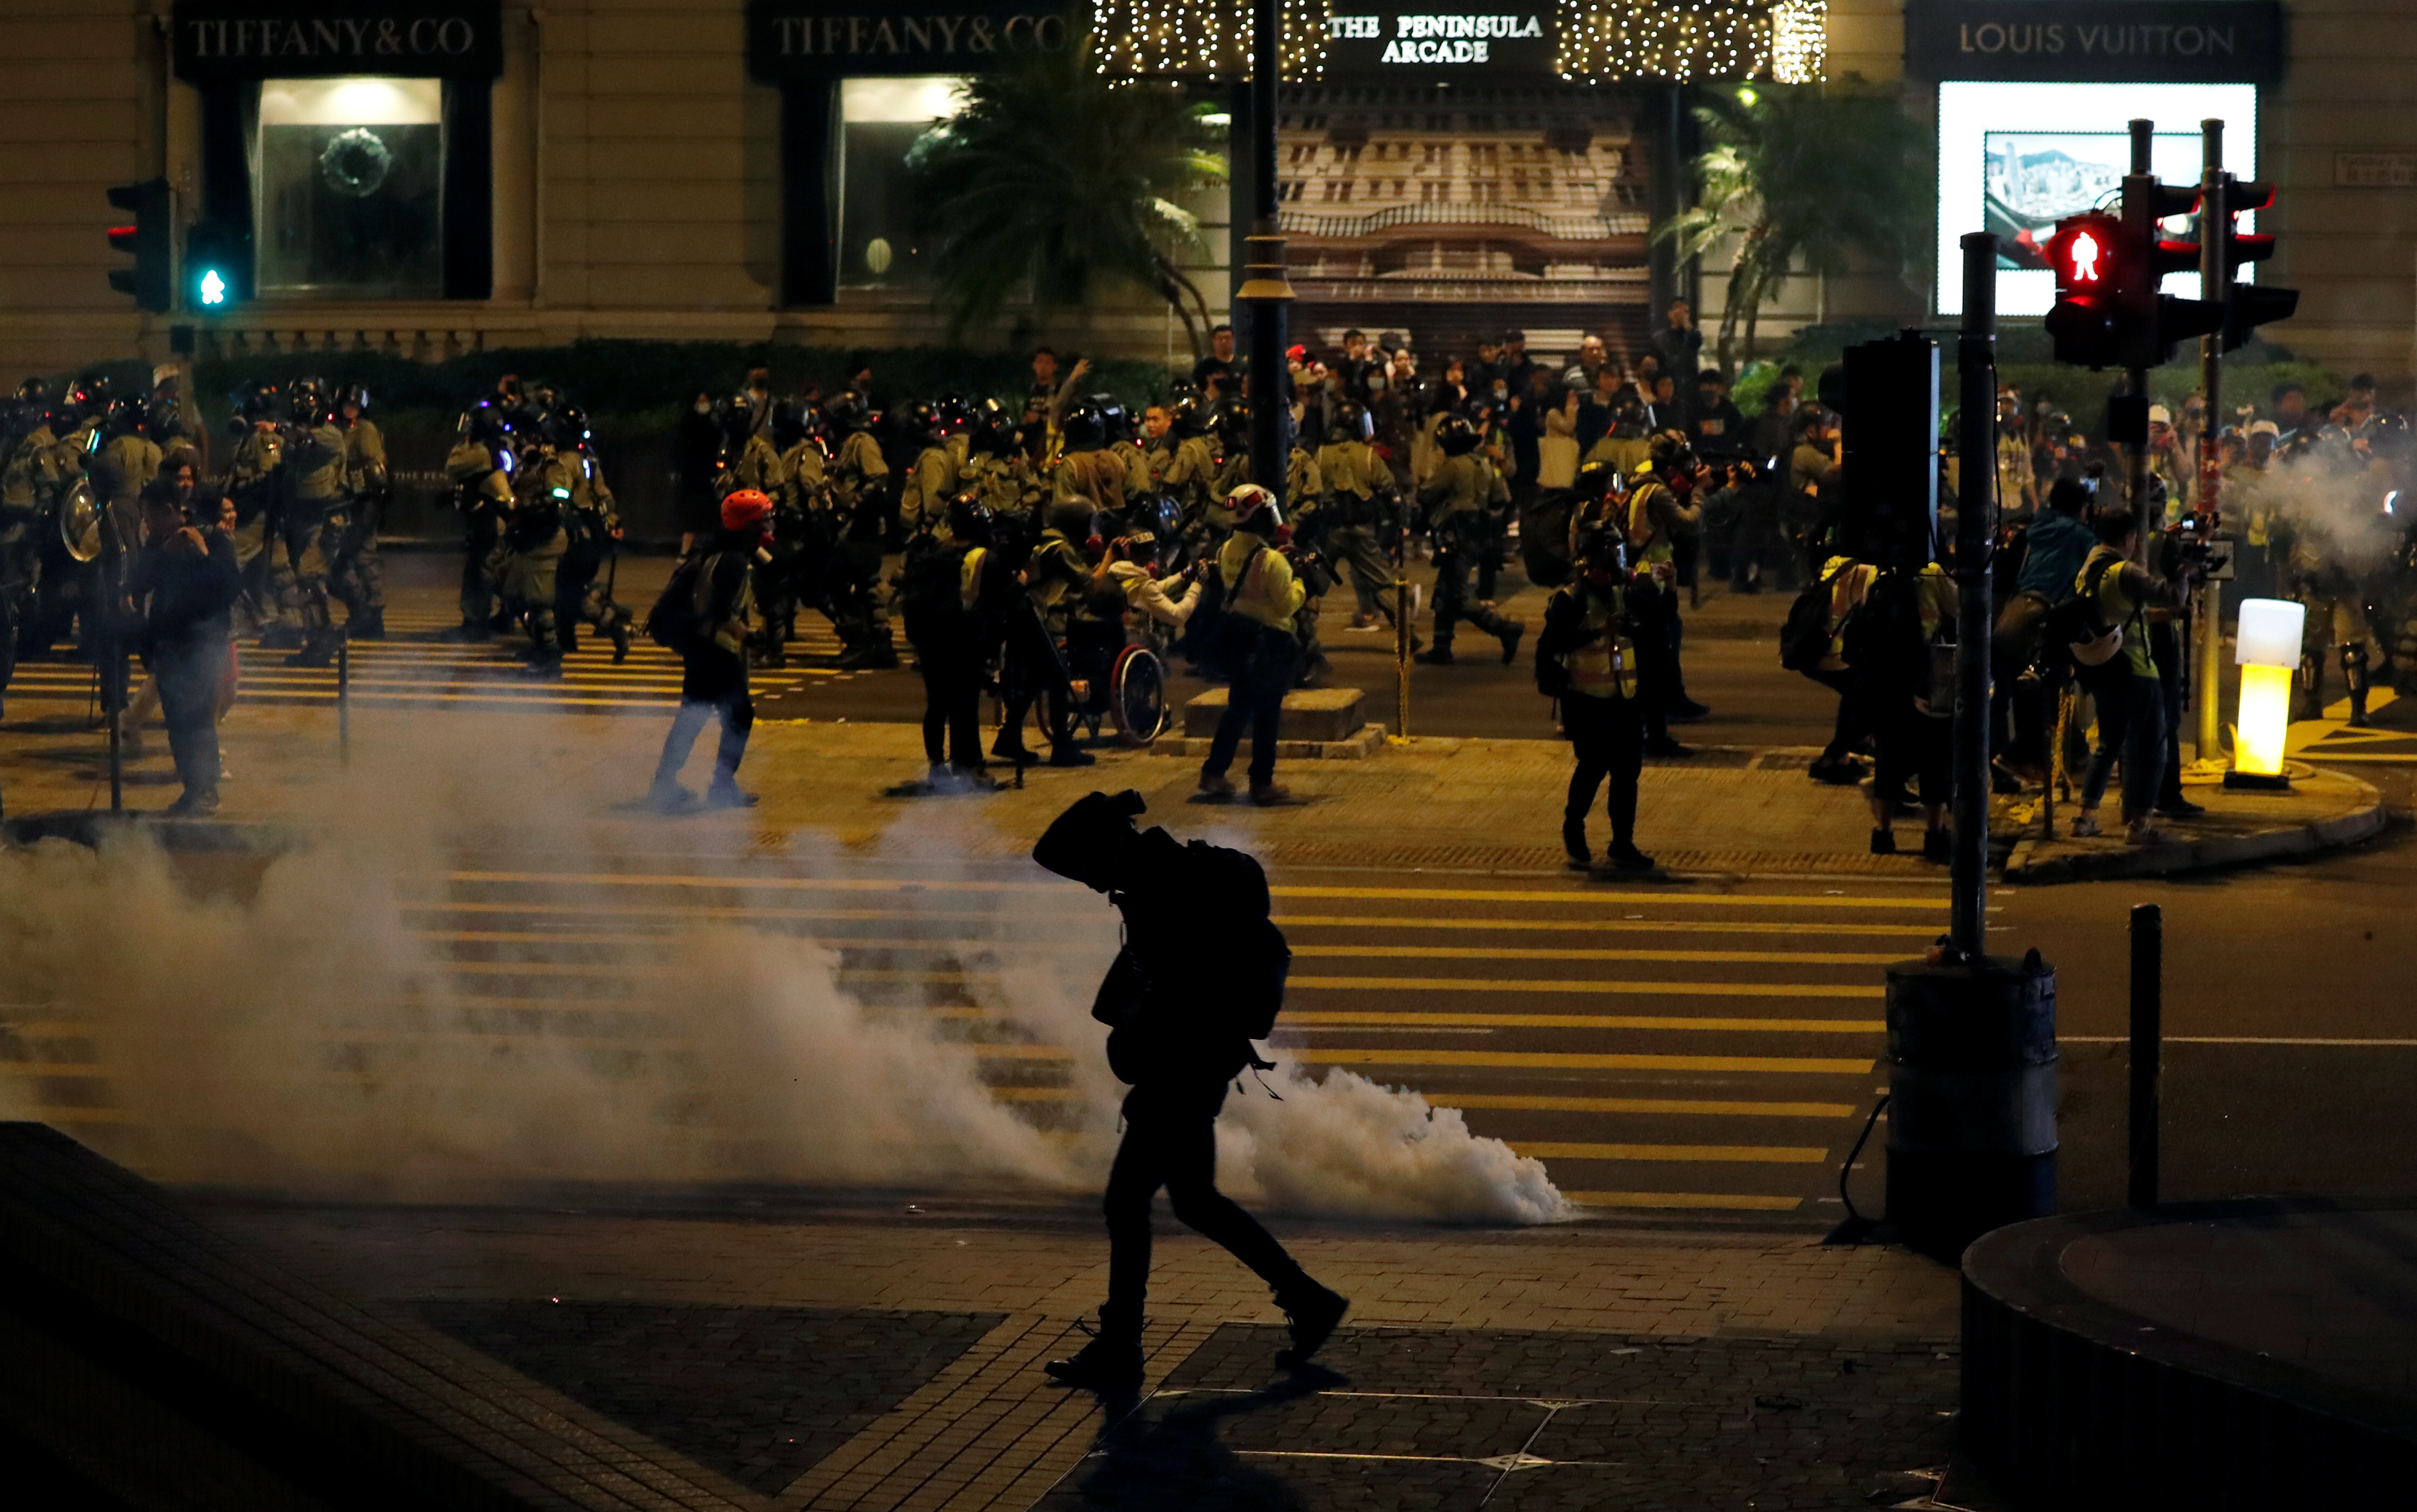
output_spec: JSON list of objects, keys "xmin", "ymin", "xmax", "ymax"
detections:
[{"xmin": 1055, "ymin": 614, "xmax": 1169, "ymax": 746}]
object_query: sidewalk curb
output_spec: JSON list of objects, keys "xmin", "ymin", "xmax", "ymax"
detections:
[{"xmin": 2003, "ymin": 768, "xmax": 2387, "ymax": 883}]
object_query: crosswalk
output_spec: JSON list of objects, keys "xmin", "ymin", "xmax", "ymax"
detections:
[
  {"xmin": 0, "ymin": 608, "xmax": 882, "ymax": 718},
  {"xmin": 2290, "ymin": 686, "xmax": 2417, "ymax": 764},
  {"xmin": 1, "ymin": 859, "xmax": 1942, "ymax": 1221}
]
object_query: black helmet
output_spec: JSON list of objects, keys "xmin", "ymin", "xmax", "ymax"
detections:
[
  {"xmin": 237, "ymin": 379, "xmax": 284, "ymax": 424},
  {"xmin": 1167, "ymin": 392, "xmax": 1209, "ymax": 437},
  {"xmin": 1217, "ymin": 400, "xmax": 1251, "ymax": 451},
  {"xmin": 771, "ymin": 396, "xmax": 812, "ymax": 452},
  {"xmin": 721, "ymin": 390, "xmax": 757, "ymax": 439},
  {"xmin": 1646, "ymin": 432, "xmax": 1698, "ymax": 479},
  {"xmin": 1573, "ymin": 458, "xmax": 1622, "ymax": 500},
  {"xmin": 901, "ymin": 399, "xmax": 941, "ymax": 447},
  {"xmin": 541, "ymin": 406, "xmax": 588, "ymax": 450},
  {"xmin": 1331, "ymin": 398, "xmax": 1372, "ymax": 443},
  {"xmin": 1575, "ymin": 524, "xmax": 1629, "ymax": 582},
  {"xmin": 14, "ymin": 376, "xmax": 49, "ymax": 406},
  {"xmin": 1089, "ymin": 394, "xmax": 1131, "ymax": 445},
  {"xmin": 459, "ymin": 397, "xmax": 513, "ymax": 443},
  {"xmin": 334, "ymin": 383, "xmax": 371, "ymax": 417},
  {"xmin": 67, "ymin": 374, "xmax": 112, "ymax": 419},
  {"xmin": 824, "ymin": 391, "xmax": 872, "ymax": 433},
  {"xmin": 947, "ymin": 494, "xmax": 993, "ymax": 545},
  {"xmin": 105, "ymin": 394, "xmax": 147, "ymax": 436},
  {"xmin": 1046, "ymin": 501, "xmax": 1094, "ymax": 538},
  {"xmin": 971, "ymin": 398, "xmax": 1018, "ymax": 457},
  {"xmin": 1436, "ymin": 414, "xmax": 1480, "ymax": 456},
  {"xmin": 288, "ymin": 378, "xmax": 331, "ymax": 426},
  {"xmin": 1061, "ymin": 399, "xmax": 1106, "ymax": 451},
  {"xmin": 934, "ymin": 392, "xmax": 973, "ymax": 436}
]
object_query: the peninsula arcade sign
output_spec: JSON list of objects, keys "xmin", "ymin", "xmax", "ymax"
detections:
[{"xmin": 1905, "ymin": 0, "xmax": 2282, "ymax": 83}]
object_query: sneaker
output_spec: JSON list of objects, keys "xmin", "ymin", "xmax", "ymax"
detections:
[
  {"xmin": 703, "ymin": 780, "xmax": 760, "ymax": 809},
  {"xmin": 1643, "ymin": 735, "xmax": 1692, "ymax": 758},
  {"xmin": 951, "ymin": 765, "xmax": 1001, "ymax": 792},
  {"xmin": 1197, "ymin": 772, "xmax": 1238, "ymax": 799},
  {"xmin": 2127, "ymin": 823, "xmax": 2175, "ymax": 848},
  {"xmin": 1275, "ymin": 1283, "xmax": 1349, "ymax": 1369},
  {"xmin": 647, "ymin": 780, "xmax": 696, "ymax": 813},
  {"xmin": 609, "ymin": 621, "xmax": 632, "ymax": 664},
  {"xmin": 1414, "ymin": 647, "xmax": 1456, "ymax": 666},
  {"xmin": 1044, "ymin": 1327, "xmax": 1145, "ymax": 1392},
  {"xmin": 160, "ymin": 791, "xmax": 220, "ymax": 819},
  {"xmin": 2155, "ymin": 795, "xmax": 2207, "ymax": 818},
  {"xmin": 1563, "ymin": 820, "xmax": 1591, "ymax": 871},
  {"xmin": 1249, "ymin": 781, "xmax": 1292, "ymax": 805},
  {"xmin": 346, "ymin": 610, "xmax": 385, "ymax": 641},
  {"xmin": 1605, "ymin": 842, "xmax": 1656, "ymax": 873},
  {"xmin": 1047, "ymin": 746, "xmax": 1097, "ymax": 768},
  {"xmin": 1348, "ymin": 613, "xmax": 1381, "ymax": 632},
  {"xmin": 1809, "ymin": 758, "xmax": 1865, "ymax": 787},
  {"xmin": 1869, "ymin": 827, "xmax": 1897, "ymax": 855},
  {"xmin": 992, "ymin": 736, "xmax": 1040, "ymax": 765},
  {"xmin": 1922, "ymin": 828, "xmax": 1953, "ymax": 864},
  {"xmin": 2071, "ymin": 813, "xmax": 2103, "ymax": 838},
  {"xmin": 1497, "ymin": 621, "xmax": 1525, "ymax": 666}
]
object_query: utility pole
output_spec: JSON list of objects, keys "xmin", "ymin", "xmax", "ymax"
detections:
[
  {"xmin": 1237, "ymin": 0, "xmax": 1293, "ymax": 507},
  {"xmin": 2122, "ymin": 120, "xmax": 2153, "ymax": 524},
  {"xmin": 2195, "ymin": 118, "xmax": 2227, "ymax": 766},
  {"xmin": 1952, "ymin": 231, "xmax": 1996, "ymax": 957}
]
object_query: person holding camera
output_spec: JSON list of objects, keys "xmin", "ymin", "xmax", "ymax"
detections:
[
  {"xmin": 1538, "ymin": 525, "xmax": 1655, "ymax": 872},
  {"xmin": 1198, "ymin": 486, "xmax": 1304, "ymax": 804},
  {"xmin": 1031, "ymin": 790, "xmax": 1349, "ymax": 1392},
  {"xmin": 133, "ymin": 479, "xmax": 242, "ymax": 816}
]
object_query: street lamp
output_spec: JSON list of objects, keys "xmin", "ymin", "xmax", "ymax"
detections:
[{"xmin": 2226, "ymin": 597, "xmax": 2302, "ymax": 787}]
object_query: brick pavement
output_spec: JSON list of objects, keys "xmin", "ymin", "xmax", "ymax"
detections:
[{"xmin": 209, "ymin": 1200, "xmax": 1964, "ymax": 1510}]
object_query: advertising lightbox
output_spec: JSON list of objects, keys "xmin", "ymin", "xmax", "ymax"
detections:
[{"xmin": 1936, "ymin": 79, "xmax": 2257, "ymax": 316}]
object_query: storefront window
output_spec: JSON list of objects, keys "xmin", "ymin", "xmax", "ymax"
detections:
[
  {"xmin": 255, "ymin": 76, "xmax": 446, "ymax": 297},
  {"xmin": 839, "ymin": 77, "xmax": 967, "ymax": 290}
]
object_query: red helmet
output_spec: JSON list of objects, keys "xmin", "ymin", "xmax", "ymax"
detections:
[{"xmin": 721, "ymin": 488, "xmax": 774, "ymax": 531}]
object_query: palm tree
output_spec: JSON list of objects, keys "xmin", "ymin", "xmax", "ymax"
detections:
[
  {"xmin": 907, "ymin": 38, "xmax": 1229, "ymax": 352},
  {"xmin": 1652, "ymin": 81, "xmax": 1928, "ymax": 372}
]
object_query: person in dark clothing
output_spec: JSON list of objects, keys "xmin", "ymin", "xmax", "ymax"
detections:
[
  {"xmin": 1538, "ymin": 528, "xmax": 1654, "ymax": 872},
  {"xmin": 673, "ymin": 393, "xmax": 723, "ymax": 551},
  {"xmin": 650, "ymin": 491, "xmax": 771, "ymax": 812},
  {"xmin": 1031, "ymin": 790, "xmax": 1349, "ymax": 1392},
  {"xmin": 905, "ymin": 497, "xmax": 1007, "ymax": 792},
  {"xmin": 135, "ymin": 485, "xmax": 242, "ymax": 816}
]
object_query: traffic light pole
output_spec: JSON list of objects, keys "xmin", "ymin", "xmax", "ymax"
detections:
[
  {"xmin": 1953, "ymin": 232, "xmax": 1997, "ymax": 957},
  {"xmin": 1240, "ymin": 0, "xmax": 1292, "ymax": 508},
  {"xmin": 2124, "ymin": 121, "xmax": 2154, "ymax": 528},
  {"xmin": 2195, "ymin": 120, "xmax": 2228, "ymax": 767}
]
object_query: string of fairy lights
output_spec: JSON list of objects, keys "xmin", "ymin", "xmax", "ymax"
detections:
[{"xmin": 1086, "ymin": 0, "xmax": 1824, "ymax": 84}]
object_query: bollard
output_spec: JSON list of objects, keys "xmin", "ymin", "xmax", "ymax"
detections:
[
  {"xmin": 337, "ymin": 639, "xmax": 351, "ymax": 768},
  {"xmin": 1885, "ymin": 951, "xmax": 2058, "ymax": 1262},
  {"xmin": 2129, "ymin": 903, "xmax": 2162, "ymax": 1209},
  {"xmin": 1394, "ymin": 575, "xmax": 1410, "ymax": 740}
]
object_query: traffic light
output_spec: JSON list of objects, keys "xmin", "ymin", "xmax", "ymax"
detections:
[
  {"xmin": 184, "ymin": 220, "xmax": 246, "ymax": 312},
  {"xmin": 2043, "ymin": 213, "xmax": 2123, "ymax": 369},
  {"xmin": 2120, "ymin": 171, "xmax": 2221, "ymax": 369},
  {"xmin": 2211, "ymin": 177, "xmax": 2298, "ymax": 351},
  {"xmin": 105, "ymin": 178, "xmax": 172, "ymax": 313}
]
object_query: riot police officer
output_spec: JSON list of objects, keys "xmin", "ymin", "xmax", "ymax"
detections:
[
  {"xmin": 274, "ymin": 378, "xmax": 351, "ymax": 668},
  {"xmin": 899, "ymin": 401, "xmax": 961, "ymax": 538},
  {"xmin": 332, "ymin": 384, "xmax": 388, "ymax": 639},
  {"xmin": 1414, "ymin": 414, "xmax": 1524, "ymax": 666},
  {"xmin": 0, "ymin": 398, "xmax": 86, "ymax": 710},
  {"xmin": 443, "ymin": 399, "xmax": 519, "ymax": 641},
  {"xmin": 1315, "ymin": 398, "xmax": 1404, "ymax": 634},
  {"xmin": 1538, "ymin": 525, "xmax": 1655, "ymax": 872},
  {"xmin": 826, "ymin": 392, "xmax": 899, "ymax": 669}
]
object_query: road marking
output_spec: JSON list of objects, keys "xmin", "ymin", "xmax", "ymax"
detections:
[
  {"xmin": 1562, "ymin": 1190, "xmax": 1803, "ymax": 1211},
  {"xmin": 2063, "ymin": 1035, "xmax": 2417, "ymax": 1047},
  {"xmin": 1512, "ymin": 1142, "xmax": 1830, "ymax": 1164},
  {"xmin": 1430, "ymin": 1093, "xmax": 1858, "ymax": 1118},
  {"xmin": 1294, "ymin": 945, "xmax": 1898, "ymax": 966},
  {"xmin": 1277, "ymin": 915, "xmax": 1957, "ymax": 938},
  {"xmin": 444, "ymin": 872, "xmax": 1960, "ymax": 912},
  {"xmin": 1294, "ymin": 1048, "xmax": 1873, "ymax": 1074},
  {"xmin": 1291, "ymin": 976, "xmax": 1874, "ymax": 999},
  {"xmin": 2279, "ymin": 750, "xmax": 2417, "ymax": 764},
  {"xmin": 1285, "ymin": 1011, "xmax": 1880, "ymax": 1034},
  {"xmin": 2323, "ymin": 688, "xmax": 2400, "ymax": 721}
]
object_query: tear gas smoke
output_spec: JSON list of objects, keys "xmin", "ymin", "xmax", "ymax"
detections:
[{"xmin": 0, "ymin": 718, "xmax": 1567, "ymax": 1225}]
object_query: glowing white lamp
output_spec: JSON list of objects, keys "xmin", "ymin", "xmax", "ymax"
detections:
[{"xmin": 2231, "ymin": 598, "xmax": 2304, "ymax": 783}]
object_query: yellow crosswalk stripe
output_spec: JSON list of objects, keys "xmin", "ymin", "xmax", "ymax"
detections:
[
  {"xmin": 1295, "ymin": 944, "xmax": 1898, "ymax": 966},
  {"xmin": 1291, "ymin": 975, "xmax": 1873, "ymax": 999},
  {"xmin": 1563, "ymin": 1191, "xmax": 1803, "ymax": 1211},
  {"xmin": 1269, "ymin": 885, "xmax": 1949, "ymax": 910},
  {"xmin": 1295, "ymin": 1048, "xmax": 1873, "ymax": 1074},
  {"xmin": 1430, "ymin": 1093, "xmax": 1858, "ymax": 1117},
  {"xmin": 1285, "ymin": 1011, "xmax": 1879, "ymax": 1033},
  {"xmin": 1511, "ymin": 1142, "xmax": 1830, "ymax": 1163},
  {"xmin": 1276, "ymin": 915, "xmax": 1955, "ymax": 938}
]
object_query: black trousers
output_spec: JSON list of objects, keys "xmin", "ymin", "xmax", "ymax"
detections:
[
  {"xmin": 1627, "ymin": 585, "xmax": 1686, "ymax": 740},
  {"xmin": 1807, "ymin": 667, "xmax": 1870, "ymax": 765},
  {"xmin": 1103, "ymin": 1079, "xmax": 1306, "ymax": 1332},
  {"xmin": 460, "ymin": 509, "xmax": 503, "ymax": 627},
  {"xmin": 1562, "ymin": 693, "xmax": 1643, "ymax": 848},
  {"xmin": 999, "ymin": 602, "xmax": 1075, "ymax": 751},
  {"xmin": 915, "ymin": 636, "xmax": 986, "ymax": 769},
  {"xmin": 1204, "ymin": 645, "xmax": 1291, "ymax": 786}
]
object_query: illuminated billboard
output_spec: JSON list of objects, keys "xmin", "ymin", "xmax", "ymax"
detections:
[{"xmin": 1937, "ymin": 79, "xmax": 2256, "ymax": 316}]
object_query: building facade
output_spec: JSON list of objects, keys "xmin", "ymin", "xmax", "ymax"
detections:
[{"xmin": 1, "ymin": 0, "xmax": 2410, "ymax": 382}]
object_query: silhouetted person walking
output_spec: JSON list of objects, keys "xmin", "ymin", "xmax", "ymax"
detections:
[{"xmin": 1032, "ymin": 790, "xmax": 1349, "ymax": 1391}]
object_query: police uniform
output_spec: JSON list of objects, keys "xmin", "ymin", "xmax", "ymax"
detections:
[
  {"xmin": 93, "ymin": 427, "xmax": 162, "ymax": 555},
  {"xmin": 901, "ymin": 442, "xmax": 962, "ymax": 536},
  {"xmin": 334, "ymin": 414, "xmax": 388, "ymax": 635},
  {"xmin": 502, "ymin": 449, "xmax": 574, "ymax": 669},
  {"xmin": 445, "ymin": 434, "xmax": 514, "ymax": 638},
  {"xmin": 555, "ymin": 449, "xmax": 627, "ymax": 659},
  {"xmin": 1316, "ymin": 436, "xmax": 1399, "ymax": 625},
  {"xmin": 996, "ymin": 520, "xmax": 1091, "ymax": 764},
  {"xmin": 274, "ymin": 417, "xmax": 351, "ymax": 662},
  {"xmin": 0, "ymin": 421, "xmax": 81, "ymax": 704},
  {"xmin": 1415, "ymin": 450, "xmax": 1518, "ymax": 660},
  {"xmin": 831, "ymin": 426, "xmax": 896, "ymax": 666},
  {"xmin": 1539, "ymin": 574, "xmax": 1645, "ymax": 867}
]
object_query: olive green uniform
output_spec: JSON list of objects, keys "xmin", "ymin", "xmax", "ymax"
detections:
[
  {"xmin": 335, "ymin": 417, "xmax": 388, "ymax": 628},
  {"xmin": 273, "ymin": 419, "xmax": 351, "ymax": 658},
  {"xmin": 1315, "ymin": 438, "xmax": 1399, "ymax": 624}
]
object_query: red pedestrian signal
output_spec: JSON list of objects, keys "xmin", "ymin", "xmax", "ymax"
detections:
[{"xmin": 2044, "ymin": 213, "xmax": 2124, "ymax": 368}]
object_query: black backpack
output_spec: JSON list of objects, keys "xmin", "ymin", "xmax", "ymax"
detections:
[
  {"xmin": 1184, "ymin": 839, "xmax": 1291, "ymax": 1042},
  {"xmin": 2039, "ymin": 554, "xmax": 2123, "ymax": 681},
  {"xmin": 897, "ymin": 533, "xmax": 966, "ymax": 644},
  {"xmin": 643, "ymin": 552, "xmax": 710, "ymax": 653},
  {"xmin": 1843, "ymin": 568, "xmax": 1931, "ymax": 695},
  {"xmin": 1780, "ymin": 563, "xmax": 1845, "ymax": 673}
]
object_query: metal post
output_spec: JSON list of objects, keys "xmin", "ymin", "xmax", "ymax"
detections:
[
  {"xmin": 337, "ymin": 638, "xmax": 351, "ymax": 767},
  {"xmin": 1952, "ymin": 232, "xmax": 1997, "ymax": 959},
  {"xmin": 101, "ymin": 538, "xmax": 124, "ymax": 815},
  {"xmin": 2124, "ymin": 121, "xmax": 2153, "ymax": 522},
  {"xmin": 1240, "ymin": 0, "xmax": 1291, "ymax": 508},
  {"xmin": 1394, "ymin": 575, "xmax": 1410, "ymax": 740},
  {"xmin": 2195, "ymin": 120, "xmax": 2228, "ymax": 767},
  {"xmin": 2129, "ymin": 902, "xmax": 2163, "ymax": 1208}
]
